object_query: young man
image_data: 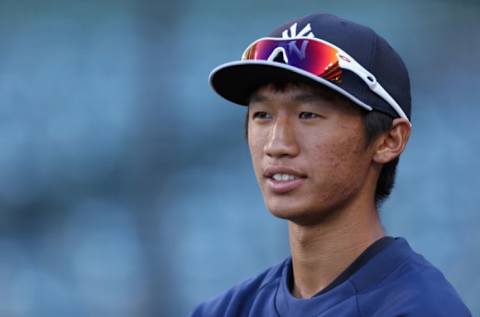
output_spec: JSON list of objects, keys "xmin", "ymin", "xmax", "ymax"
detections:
[{"xmin": 191, "ymin": 13, "xmax": 471, "ymax": 316}]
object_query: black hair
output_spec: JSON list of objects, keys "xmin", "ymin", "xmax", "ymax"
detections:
[{"xmin": 361, "ymin": 111, "xmax": 397, "ymax": 206}]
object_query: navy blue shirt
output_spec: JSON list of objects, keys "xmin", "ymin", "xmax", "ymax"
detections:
[{"xmin": 191, "ymin": 237, "xmax": 471, "ymax": 316}]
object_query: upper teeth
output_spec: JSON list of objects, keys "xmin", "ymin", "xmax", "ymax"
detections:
[{"xmin": 272, "ymin": 174, "xmax": 297, "ymax": 181}]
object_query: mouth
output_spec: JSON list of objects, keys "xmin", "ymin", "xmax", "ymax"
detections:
[
  {"xmin": 263, "ymin": 167, "xmax": 307, "ymax": 194},
  {"xmin": 271, "ymin": 173, "xmax": 300, "ymax": 181}
]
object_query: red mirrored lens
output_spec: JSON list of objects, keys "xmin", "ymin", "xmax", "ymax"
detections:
[{"xmin": 243, "ymin": 39, "xmax": 342, "ymax": 82}]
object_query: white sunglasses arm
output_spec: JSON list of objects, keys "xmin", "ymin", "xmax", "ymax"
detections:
[{"xmin": 338, "ymin": 52, "xmax": 411, "ymax": 126}]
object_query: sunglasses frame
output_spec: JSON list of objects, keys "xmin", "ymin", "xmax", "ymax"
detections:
[{"xmin": 242, "ymin": 37, "xmax": 411, "ymax": 126}]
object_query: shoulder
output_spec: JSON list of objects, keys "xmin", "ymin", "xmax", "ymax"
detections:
[
  {"xmin": 189, "ymin": 258, "xmax": 288, "ymax": 317},
  {"xmin": 359, "ymin": 250, "xmax": 472, "ymax": 317}
]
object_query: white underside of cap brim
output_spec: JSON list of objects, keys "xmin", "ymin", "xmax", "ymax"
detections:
[{"xmin": 208, "ymin": 60, "xmax": 374, "ymax": 112}]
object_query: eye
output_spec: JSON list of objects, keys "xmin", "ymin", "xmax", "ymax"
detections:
[
  {"xmin": 252, "ymin": 111, "xmax": 272, "ymax": 120},
  {"xmin": 299, "ymin": 112, "xmax": 319, "ymax": 119}
]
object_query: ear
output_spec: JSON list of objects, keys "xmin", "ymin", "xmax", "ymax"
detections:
[{"xmin": 372, "ymin": 118, "xmax": 411, "ymax": 164}]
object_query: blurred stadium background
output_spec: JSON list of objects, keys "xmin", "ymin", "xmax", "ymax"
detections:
[{"xmin": 0, "ymin": 0, "xmax": 479, "ymax": 316}]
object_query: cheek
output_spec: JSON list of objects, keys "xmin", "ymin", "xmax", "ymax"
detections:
[
  {"xmin": 248, "ymin": 131, "xmax": 266, "ymax": 177},
  {"xmin": 308, "ymin": 130, "xmax": 368, "ymax": 184}
]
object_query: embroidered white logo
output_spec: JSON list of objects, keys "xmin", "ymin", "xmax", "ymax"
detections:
[{"xmin": 281, "ymin": 22, "xmax": 315, "ymax": 39}]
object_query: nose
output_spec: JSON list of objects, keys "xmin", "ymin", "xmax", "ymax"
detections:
[{"xmin": 264, "ymin": 116, "xmax": 300, "ymax": 158}]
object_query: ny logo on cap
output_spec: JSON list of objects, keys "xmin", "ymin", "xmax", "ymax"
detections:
[
  {"xmin": 274, "ymin": 22, "xmax": 315, "ymax": 62},
  {"xmin": 282, "ymin": 22, "xmax": 315, "ymax": 39}
]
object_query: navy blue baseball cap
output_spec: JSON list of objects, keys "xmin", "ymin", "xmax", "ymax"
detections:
[{"xmin": 209, "ymin": 13, "xmax": 411, "ymax": 122}]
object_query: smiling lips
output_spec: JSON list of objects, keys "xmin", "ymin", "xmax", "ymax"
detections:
[{"xmin": 263, "ymin": 166, "xmax": 307, "ymax": 194}]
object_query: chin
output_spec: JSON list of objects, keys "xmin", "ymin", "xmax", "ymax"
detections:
[
  {"xmin": 265, "ymin": 196, "xmax": 341, "ymax": 225},
  {"xmin": 265, "ymin": 199, "xmax": 314, "ymax": 221}
]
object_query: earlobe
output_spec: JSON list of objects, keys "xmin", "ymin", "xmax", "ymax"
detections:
[{"xmin": 372, "ymin": 118, "xmax": 411, "ymax": 164}]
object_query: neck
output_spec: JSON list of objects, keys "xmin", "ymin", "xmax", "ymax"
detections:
[{"xmin": 288, "ymin": 200, "xmax": 384, "ymax": 299}]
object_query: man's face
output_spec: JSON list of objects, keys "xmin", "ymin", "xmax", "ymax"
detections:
[{"xmin": 247, "ymin": 83, "xmax": 376, "ymax": 225}]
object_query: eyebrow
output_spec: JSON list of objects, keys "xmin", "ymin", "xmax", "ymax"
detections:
[
  {"xmin": 249, "ymin": 91, "xmax": 334, "ymax": 104},
  {"xmin": 249, "ymin": 93, "xmax": 268, "ymax": 104}
]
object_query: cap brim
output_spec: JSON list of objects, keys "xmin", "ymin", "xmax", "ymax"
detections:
[{"xmin": 208, "ymin": 60, "xmax": 373, "ymax": 111}]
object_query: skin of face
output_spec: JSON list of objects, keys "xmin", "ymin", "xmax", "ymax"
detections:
[{"xmin": 247, "ymin": 83, "xmax": 379, "ymax": 226}]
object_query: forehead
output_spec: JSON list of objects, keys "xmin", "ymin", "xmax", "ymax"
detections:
[{"xmin": 249, "ymin": 82, "xmax": 360, "ymax": 115}]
